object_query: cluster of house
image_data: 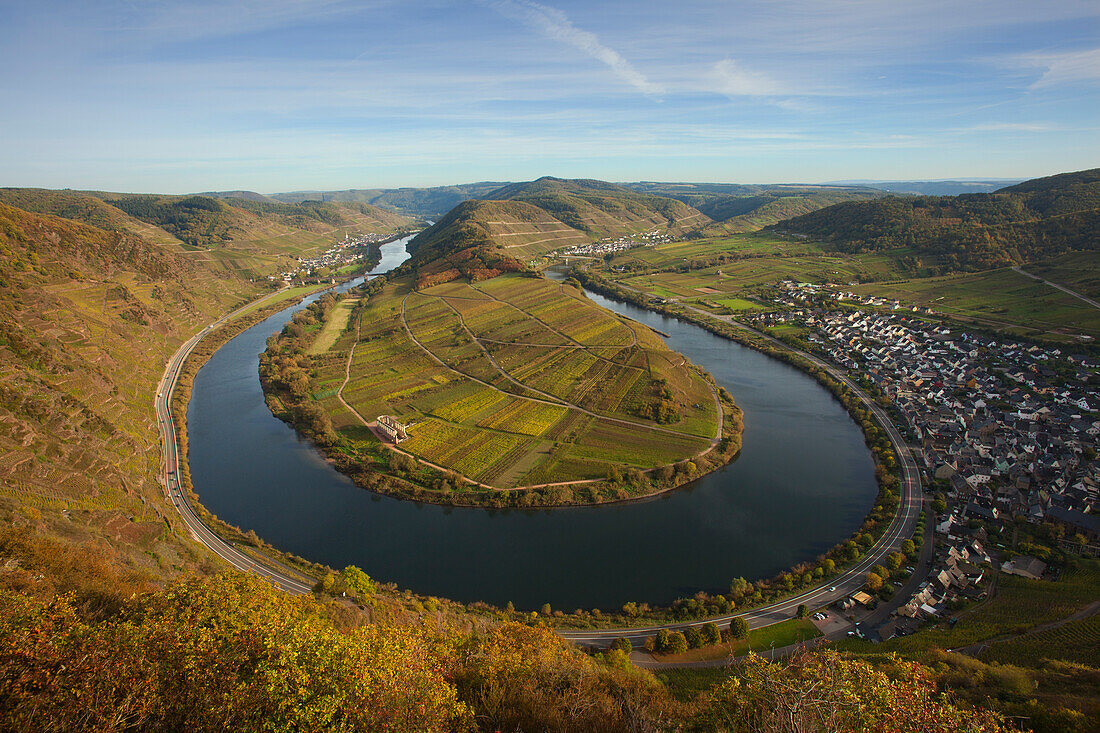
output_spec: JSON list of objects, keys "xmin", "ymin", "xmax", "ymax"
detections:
[
  {"xmin": 271, "ymin": 233, "xmax": 388, "ymax": 282},
  {"xmin": 559, "ymin": 229, "xmax": 672, "ymax": 258},
  {"xmin": 772, "ymin": 281, "xmax": 938, "ymax": 315},
  {"xmin": 896, "ymin": 537, "xmax": 991, "ymax": 622},
  {"xmin": 734, "ymin": 284, "xmax": 1100, "ymax": 639},
  {"xmin": 801, "ymin": 309, "xmax": 1098, "ymax": 536}
]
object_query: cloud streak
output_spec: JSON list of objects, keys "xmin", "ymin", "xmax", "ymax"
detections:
[
  {"xmin": 1024, "ymin": 47, "xmax": 1100, "ymax": 88},
  {"xmin": 711, "ymin": 59, "xmax": 789, "ymax": 97},
  {"xmin": 486, "ymin": 0, "xmax": 664, "ymax": 96}
]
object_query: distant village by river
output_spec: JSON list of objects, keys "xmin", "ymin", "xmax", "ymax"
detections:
[{"xmin": 271, "ymin": 232, "xmax": 394, "ymax": 282}]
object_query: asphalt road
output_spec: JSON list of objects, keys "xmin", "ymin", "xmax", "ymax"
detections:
[
  {"xmin": 154, "ymin": 289, "xmax": 314, "ymax": 596},
  {"xmin": 557, "ymin": 295, "xmax": 924, "ymax": 649}
]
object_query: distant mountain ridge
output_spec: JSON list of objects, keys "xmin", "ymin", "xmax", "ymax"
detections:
[
  {"xmin": 0, "ymin": 187, "xmax": 413, "ymax": 247},
  {"xmin": 772, "ymin": 168, "xmax": 1100, "ymax": 270},
  {"xmin": 826, "ymin": 179, "xmax": 1025, "ymax": 196},
  {"xmin": 269, "ymin": 182, "xmax": 508, "ymax": 218},
  {"xmin": 621, "ymin": 181, "xmax": 884, "ymax": 230}
]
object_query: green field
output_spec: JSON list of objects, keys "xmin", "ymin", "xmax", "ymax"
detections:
[
  {"xmin": 315, "ymin": 273, "xmax": 722, "ymax": 488},
  {"xmin": 601, "ymin": 235, "xmax": 1100, "ymax": 340},
  {"xmin": 612, "ymin": 249, "xmax": 915, "ymax": 302},
  {"xmin": 848, "ymin": 267, "xmax": 1100, "ymax": 339},
  {"xmin": 1024, "ymin": 251, "xmax": 1100, "ymax": 300},
  {"xmin": 306, "ymin": 296, "xmax": 358, "ymax": 355}
]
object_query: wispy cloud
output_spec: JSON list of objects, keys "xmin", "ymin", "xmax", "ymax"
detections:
[
  {"xmin": 1024, "ymin": 47, "xmax": 1100, "ymax": 88},
  {"xmin": 710, "ymin": 59, "xmax": 789, "ymax": 97},
  {"xmin": 485, "ymin": 0, "xmax": 664, "ymax": 96},
  {"xmin": 963, "ymin": 122, "xmax": 1059, "ymax": 133}
]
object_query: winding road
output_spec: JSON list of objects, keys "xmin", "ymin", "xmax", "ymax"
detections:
[
  {"xmin": 155, "ymin": 289, "xmax": 314, "ymax": 595},
  {"xmin": 155, "ymin": 275, "xmax": 923, "ymax": 653}
]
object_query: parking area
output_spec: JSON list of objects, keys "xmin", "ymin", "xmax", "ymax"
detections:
[{"xmin": 810, "ymin": 609, "xmax": 852, "ymax": 636}]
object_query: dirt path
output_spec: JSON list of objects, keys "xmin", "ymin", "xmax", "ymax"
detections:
[{"xmin": 1012, "ymin": 266, "xmax": 1100, "ymax": 311}]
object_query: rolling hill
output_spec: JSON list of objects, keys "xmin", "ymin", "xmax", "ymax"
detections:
[
  {"xmin": 771, "ymin": 168, "xmax": 1100, "ymax": 270},
  {"xmin": 0, "ymin": 188, "xmax": 416, "ymax": 279},
  {"xmin": 403, "ymin": 177, "xmax": 710, "ymax": 286}
]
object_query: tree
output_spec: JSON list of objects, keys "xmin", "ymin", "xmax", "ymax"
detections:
[
  {"xmin": 667, "ymin": 631, "xmax": 689, "ymax": 654},
  {"xmin": 340, "ymin": 565, "xmax": 376, "ymax": 600},
  {"xmin": 901, "ymin": 539, "xmax": 916, "ymax": 556},
  {"xmin": 684, "ymin": 626, "xmax": 703, "ymax": 649},
  {"xmin": 865, "ymin": 572, "xmax": 884, "ymax": 592},
  {"xmin": 729, "ymin": 576, "xmax": 751, "ymax": 598},
  {"xmin": 610, "ymin": 637, "xmax": 632, "ymax": 654},
  {"xmin": 730, "ymin": 617, "xmax": 750, "ymax": 640},
  {"xmin": 796, "ymin": 604, "xmax": 808, "ymax": 618},
  {"xmin": 695, "ymin": 649, "xmax": 1013, "ymax": 732},
  {"xmin": 540, "ymin": 603, "xmax": 552, "ymax": 616},
  {"xmin": 702, "ymin": 622, "xmax": 721, "ymax": 646},
  {"xmin": 886, "ymin": 552, "xmax": 906, "ymax": 571}
]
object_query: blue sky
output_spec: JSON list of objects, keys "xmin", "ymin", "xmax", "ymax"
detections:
[{"xmin": 1, "ymin": 0, "xmax": 1098, "ymax": 192}]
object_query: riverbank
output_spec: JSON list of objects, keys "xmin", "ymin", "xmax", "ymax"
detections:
[{"xmin": 260, "ymin": 272, "xmax": 744, "ymax": 508}]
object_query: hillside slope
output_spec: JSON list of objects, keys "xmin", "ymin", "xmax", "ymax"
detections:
[
  {"xmin": 0, "ymin": 202, "xmax": 261, "ymax": 575},
  {"xmin": 772, "ymin": 168, "xmax": 1100, "ymax": 269},
  {"xmin": 404, "ymin": 177, "xmax": 710, "ymax": 286},
  {"xmin": 624, "ymin": 181, "xmax": 883, "ymax": 231},
  {"xmin": 0, "ymin": 188, "xmax": 416, "ymax": 279},
  {"xmin": 488, "ymin": 176, "xmax": 709, "ymax": 236}
]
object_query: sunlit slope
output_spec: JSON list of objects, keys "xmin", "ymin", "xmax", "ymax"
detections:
[
  {"xmin": 0, "ymin": 202, "xmax": 258, "ymax": 565},
  {"xmin": 486, "ymin": 176, "xmax": 710, "ymax": 237}
]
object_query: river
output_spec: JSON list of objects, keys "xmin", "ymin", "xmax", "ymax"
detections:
[{"xmin": 187, "ymin": 236, "xmax": 877, "ymax": 610}]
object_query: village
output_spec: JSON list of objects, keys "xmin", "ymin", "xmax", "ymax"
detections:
[
  {"xmin": 558, "ymin": 229, "xmax": 673, "ymax": 258},
  {"xmin": 271, "ymin": 232, "xmax": 393, "ymax": 282},
  {"xmin": 742, "ymin": 281, "xmax": 1100, "ymax": 641}
]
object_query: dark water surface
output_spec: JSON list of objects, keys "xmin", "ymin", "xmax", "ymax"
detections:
[{"xmin": 188, "ymin": 239, "xmax": 877, "ymax": 609}]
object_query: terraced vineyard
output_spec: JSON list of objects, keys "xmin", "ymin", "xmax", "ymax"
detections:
[{"xmin": 313, "ymin": 273, "xmax": 731, "ymax": 491}]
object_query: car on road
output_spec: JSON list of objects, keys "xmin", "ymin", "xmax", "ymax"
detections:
[{"xmin": 829, "ymin": 586, "xmax": 836, "ymax": 592}]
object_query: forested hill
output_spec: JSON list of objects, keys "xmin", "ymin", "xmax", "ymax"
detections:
[
  {"xmin": 403, "ymin": 177, "xmax": 709, "ymax": 286},
  {"xmin": 770, "ymin": 168, "xmax": 1100, "ymax": 270},
  {"xmin": 0, "ymin": 188, "xmax": 413, "ymax": 250},
  {"xmin": 486, "ymin": 176, "xmax": 708, "ymax": 236}
]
